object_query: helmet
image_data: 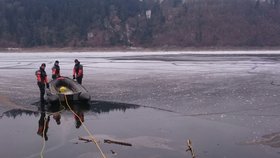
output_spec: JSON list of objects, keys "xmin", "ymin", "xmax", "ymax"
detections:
[
  {"xmin": 59, "ymin": 86, "xmax": 67, "ymax": 93},
  {"xmin": 74, "ymin": 59, "xmax": 79, "ymax": 63},
  {"xmin": 55, "ymin": 60, "xmax": 59, "ymax": 64},
  {"xmin": 41, "ymin": 63, "xmax": 46, "ymax": 67}
]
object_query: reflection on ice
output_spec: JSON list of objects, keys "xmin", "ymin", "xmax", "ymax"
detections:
[{"xmin": 0, "ymin": 100, "xmax": 140, "ymax": 119}]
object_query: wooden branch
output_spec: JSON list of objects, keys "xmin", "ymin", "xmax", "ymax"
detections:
[{"xmin": 186, "ymin": 139, "xmax": 196, "ymax": 158}]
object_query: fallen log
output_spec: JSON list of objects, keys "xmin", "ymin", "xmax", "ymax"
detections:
[
  {"xmin": 79, "ymin": 136, "xmax": 92, "ymax": 143},
  {"xmin": 104, "ymin": 139, "xmax": 132, "ymax": 146}
]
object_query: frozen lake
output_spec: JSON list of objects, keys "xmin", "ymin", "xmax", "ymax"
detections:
[{"xmin": 1, "ymin": 51, "xmax": 280, "ymax": 157}]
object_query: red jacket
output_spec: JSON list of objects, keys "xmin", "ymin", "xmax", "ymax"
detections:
[
  {"xmin": 36, "ymin": 68, "xmax": 48, "ymax": 83},
  {"xmin": 52, "ymin": 65, "xmax": 60, "ymax": 76},
  {"xmin": 73, "ymin": 64, "xmax": 83, "ymax": 78}
]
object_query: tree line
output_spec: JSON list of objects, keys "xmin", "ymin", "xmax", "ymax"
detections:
[{"xmin": 0, "ymin": 0, "xmax": 280, "ymax": 48}]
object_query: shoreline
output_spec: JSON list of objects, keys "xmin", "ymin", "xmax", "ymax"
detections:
[{"xmin": 1, "ymin": 46, "xmax": 280, "ymax": 53}]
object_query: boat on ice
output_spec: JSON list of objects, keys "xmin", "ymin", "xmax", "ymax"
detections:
[{"xmin": 45, "ymin": 76, "xmax": 91, "ymax": 104}]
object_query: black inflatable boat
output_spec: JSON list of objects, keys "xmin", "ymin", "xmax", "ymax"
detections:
[{"xmin": 45, "ymin": 76, "xmax": 91, "ymax": 104}]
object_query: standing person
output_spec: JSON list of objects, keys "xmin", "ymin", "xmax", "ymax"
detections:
[
  {"xmin": 35, "ymin": 63, "xmax": 49, "ymax": 104},
  {"xmin": 52, "ymin": 60, "xmax": 60, "ymax": 80},
  {"xmin": 73, "ymin": 59, "xmax": 83, "ymax": 84}
]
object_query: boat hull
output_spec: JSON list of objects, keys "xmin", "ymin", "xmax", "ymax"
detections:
[{"xmin": 45, "ymin": 77, "xmax": 91, "ymax": 104}]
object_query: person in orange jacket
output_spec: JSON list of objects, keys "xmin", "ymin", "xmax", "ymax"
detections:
[
  {"xmin": 35, "ymin": 63, "xmax": 49, "ymax": 104},
  {"xmin": 73, "ymin": 59, "xmax": 83, "ymax": 84},
  {"xmin": 52, "ymin": 60, "xmax": 60, "ymax": 80}
]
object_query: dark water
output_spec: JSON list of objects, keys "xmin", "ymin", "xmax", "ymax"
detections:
[{"xmin": 0, "ymin": 101, "xmax": 279, "ymax": 158}]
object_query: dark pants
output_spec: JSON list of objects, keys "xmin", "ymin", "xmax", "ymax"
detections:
[
  {"xmin": 52, "ymin": 74, "xmax": 60, "ymax": 80},
  {"xmin": 37, "ymin": 82, "xmax": 45, "ymax": 104},
  {"xmin": 52, "ymin": 75, "xmax": 57, "ymax": 80},
  {"xmin": 76, "ymin": 76, "xmax": 83, "ymax": 84}
]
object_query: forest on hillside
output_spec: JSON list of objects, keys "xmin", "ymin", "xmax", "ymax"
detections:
[{"xmin": 0, "ymin": 0, "xmax": 280, "ymax": 48}]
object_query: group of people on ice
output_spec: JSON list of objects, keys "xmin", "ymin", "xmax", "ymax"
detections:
[{"xmin": 35, "ymin": 59, "xmax": 83, "ymax": 103}]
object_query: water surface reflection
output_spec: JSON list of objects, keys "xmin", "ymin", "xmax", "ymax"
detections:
[{"xmin": 0, "ymin": 101, "xmax": 278, "ymax": 158}]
